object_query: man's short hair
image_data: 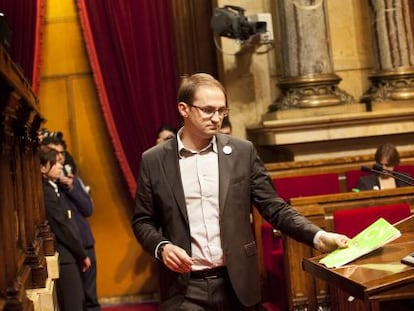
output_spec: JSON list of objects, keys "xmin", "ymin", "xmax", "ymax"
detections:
[{"xmin": 177, "ymin": 73, "xmax": 227, "ymax": 106}]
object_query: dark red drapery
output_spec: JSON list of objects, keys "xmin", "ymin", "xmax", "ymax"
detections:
[
  {"xmin": 0, "ymin": 0, "xmax": 45, "ymax": 93},
  {"xmin": 77, "ymin": 0, "xmax": 180, "ymax": 197}
]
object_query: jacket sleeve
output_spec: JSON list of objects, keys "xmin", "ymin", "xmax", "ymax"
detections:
[
  {"xmin": 64, "ymin": 176, "xmax": 94, "ymax": 217},
  {"xmin": 43, "ymin": 185, "xmax": 87, "ymax": 260},
  {"xmin": 248, "ymin": 141, "xmax": 320, "ymax": 246},
  {"xmin": 131, "ymin": 153, "xmax": 166, "ymax": 257},
  {"xmin": 356, "ymin": 174, "xmax": 377, "ymax": 191}
]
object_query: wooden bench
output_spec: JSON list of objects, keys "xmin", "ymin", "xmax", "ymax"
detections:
[{"xmin": 265, "ymin": 150, "xmax": 414, "ymax": 192}]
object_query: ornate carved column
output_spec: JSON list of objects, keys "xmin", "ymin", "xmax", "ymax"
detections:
[
  {"xmin": 363, "ymin": 0, "xmax": 414, "ymax": 102},
  {"xmin": 270, "ymin": 0, "xmax": 353, "ymax": 111}
]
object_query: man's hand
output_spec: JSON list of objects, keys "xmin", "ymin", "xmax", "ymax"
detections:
[
  {"xmin": 81, "ymin": 257, "xmax": 91, "ymax": 272},
  {"xmin": 59, "ymin": 175, "xmax": 74, "ymax": 191},
  {"xmin": 161, "ymin": 244, "xmax": 193, "ymax": 273},
  {"xmin": 316, "ymin": 232, "xmax": 350, "ymax": 253}
]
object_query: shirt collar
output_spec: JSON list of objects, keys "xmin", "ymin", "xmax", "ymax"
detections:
[
  {"xmin": 48, "ymin": 180, "xmax": 60, "ymax": 196},
  {"xmin": 177, "ymin": 127, "xmax": 217, "ymax": 158}
]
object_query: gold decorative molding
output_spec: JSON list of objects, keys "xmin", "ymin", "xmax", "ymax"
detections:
[
  {"xmin": 247, "ymin": 104, "xmax": 414, "ymax": 162},
  {"xmin": 363, "ymin": 67, "xmax": 414, "ymax": 102},
  {"xmin": 269, "ymin": 74, "xmax": 354, "ymax": 111},
  {"xmin": 250, "ymin": 106, "xmax": 414, "ymax": 146}
]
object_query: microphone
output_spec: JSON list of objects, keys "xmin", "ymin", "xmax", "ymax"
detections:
[
  {"xmin": 372, "ymin": 163, "xmax": 389, "ymax": 173},
  {"xmin": 372, "ymin": 164, "xmax": 414, "ymax": 183},
  {"xmin": 362, "ymin": 164, "xmax": 414, "ymax": 186},
  {"xmin": 361, "ymin": 165, "xmax": 373, "ymax": 173},
  {"xmin": 361, "ymin": 165, "xmax": 390, "ymax": 176}
]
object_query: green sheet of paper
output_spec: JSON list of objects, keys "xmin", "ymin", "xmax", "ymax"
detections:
[{"xmin": 319, "ymin": 218, "xmax": 401, "ymax": 268}]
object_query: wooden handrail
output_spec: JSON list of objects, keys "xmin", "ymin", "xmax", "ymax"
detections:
[
  {"xmin": 265, "ymin": 150, "xmax": 414, "ymax": 178},
  {"xmin": 290, "ymin": 187, "xmax": 414, "ymax": 206}
]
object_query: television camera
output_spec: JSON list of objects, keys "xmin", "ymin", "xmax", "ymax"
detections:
[{"xmin": 210, "ymin": 5, "xmax": 267, "ymax": 41}]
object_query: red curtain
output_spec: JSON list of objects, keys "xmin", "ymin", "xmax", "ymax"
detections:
[
  {"xmin": 0, "ymin": 0, "xmax": 45, "ymax": 93},
  {"xmin": 77, "ymin": 0, "xmax": 180, "ymax": 197}
]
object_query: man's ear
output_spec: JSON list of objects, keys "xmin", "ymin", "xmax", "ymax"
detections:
[
  {"xmin": 40, "ymin": 163, "xmax": 49, "ymax": 175},
  {"xmin": 178, "ymin": 102, "xmax": 188, "ymax": 118},
  {"xmin": 40, "ymin": 165, "xmax": 47, "ymax": 174}
]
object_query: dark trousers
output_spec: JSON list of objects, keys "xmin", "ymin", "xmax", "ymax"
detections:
[
  {"xmin": 57, "ymin": 263, "xmax": 85, "ymax": 311},
  {"xmin": 83, "ymin": 247, "xmax": 101, "ymax": 311},
  {"xmin": 177, "ymin": 273, "xmax": 260, "ymax": 311}
]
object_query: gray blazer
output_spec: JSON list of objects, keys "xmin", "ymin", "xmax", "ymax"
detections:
[{"xmin": 132, "ymin": 133, "xmax": 320, "ymax": 309}]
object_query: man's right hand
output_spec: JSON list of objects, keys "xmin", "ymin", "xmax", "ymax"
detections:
[
  {"xmin": 161, "ymin": 244, "xmax": 193, "ymax": 273},
  {"xmin": 81, "ymin": 257, "xmax": 91, "ymax": 272},
  {"xmin": 59, "ymin": 175, "xmax": 74, "ymax": 191}
]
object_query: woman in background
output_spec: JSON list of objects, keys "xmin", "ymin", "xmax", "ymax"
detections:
[
  {"xmin": 357, "ymin": 143, "xmax": 411, "ymax": 190},
  {"xmin": 39, "ymin": 146, "xmax": 90, "ymax": 311},
  {"xmin": 156, "ymin": 124, "xmax": 177, "ymax": 145}
]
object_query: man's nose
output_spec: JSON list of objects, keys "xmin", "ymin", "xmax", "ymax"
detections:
[{"xmin": 211, "ymin": 110, "xmax": 221, "ymax": 122}]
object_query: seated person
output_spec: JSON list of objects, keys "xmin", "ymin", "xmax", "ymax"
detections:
[
  {"xmin": 357, "ymin": 143, "xmax": 411, "ymax": 190},
  {"xmin": 156, "ymin": 124, "xmax": 176, "ymax": 145}
]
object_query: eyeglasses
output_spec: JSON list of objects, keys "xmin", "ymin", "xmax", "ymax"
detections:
[
  {"xmin": 189, "ymin": 104, "xmax": 229, "ymax": 118},
  {"xmin": 48, "ymin": 147, "xmax": 66, "ymax": 156}
]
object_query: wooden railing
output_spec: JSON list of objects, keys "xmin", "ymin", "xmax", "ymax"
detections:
[
  {"xmin": 265, "ymin": 151, "xmax": 414, "ymax": 192},
  {"xmin": 0, "ymin": 45, "xmax": 52, "ymax": 310}
]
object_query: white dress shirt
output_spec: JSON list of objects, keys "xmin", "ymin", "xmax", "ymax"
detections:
[{"xmin": 177, "ymin": 130, "xmax": 224, "ymax": 270}]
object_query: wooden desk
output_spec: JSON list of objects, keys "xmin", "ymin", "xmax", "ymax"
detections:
[
  {"xmin": 282, "ymin": 187, "xmax": 414, "ymax": 311},
  {"xmin": 303, "ymin": 216, "xmax": 414, "ymax": 311}
]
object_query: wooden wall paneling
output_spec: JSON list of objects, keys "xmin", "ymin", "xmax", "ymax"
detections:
[
  {"xmin": 2, "ymin": 93, "xmax": 24, "ymax": 271},
  {"xmin": 0, "ymin": 44, "xmax": 46, "ymax": 310},
  {"xmin": 18, "ymin": 105, "xmax": 48, "ymax": 289},
  {"xmin": 22, "ymin": 153, "xmax": 48, "ymax": 290},
  {"xmin": 0, "ymin": 97, "xmax": 34, "ymax": 311},
  {"xmin": 32, "ymin": 126, "xmax": 55, "ymax": 257},
  {"xmin": 0, "ymin": 154, "xmax": 18, "ymax": 307}
]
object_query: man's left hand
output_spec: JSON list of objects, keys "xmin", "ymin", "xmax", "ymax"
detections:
[{"xmin": 316, "ymin": 232, "xmax": 350, "ymax": 253}]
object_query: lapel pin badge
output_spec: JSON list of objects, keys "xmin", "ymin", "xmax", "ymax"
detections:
[{"xmin": 223, "ymin": 145, "xmax": 232, "ymax": 155}]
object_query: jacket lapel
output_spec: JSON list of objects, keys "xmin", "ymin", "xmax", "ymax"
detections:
[
  {"xmin": 217, "ymin": 134, "xmax": 233, "ymax": 216},
  {"xmin": 162, "ymin": 139, "xmax": 189, "ymax": 223},
  {"xmin": 161, "ymin": 135, "xmax": 234, "ymax": 221}
]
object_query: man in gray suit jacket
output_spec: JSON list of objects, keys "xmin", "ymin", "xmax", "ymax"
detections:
[{"xmin": 132, "ymin": 73, "xmax": 349, "ymax": 310}]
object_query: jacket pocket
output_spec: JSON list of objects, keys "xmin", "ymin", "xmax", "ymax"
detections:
[{"xmin": 244, "ymin": 241, "xmax": 257, "ymax": 256}]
